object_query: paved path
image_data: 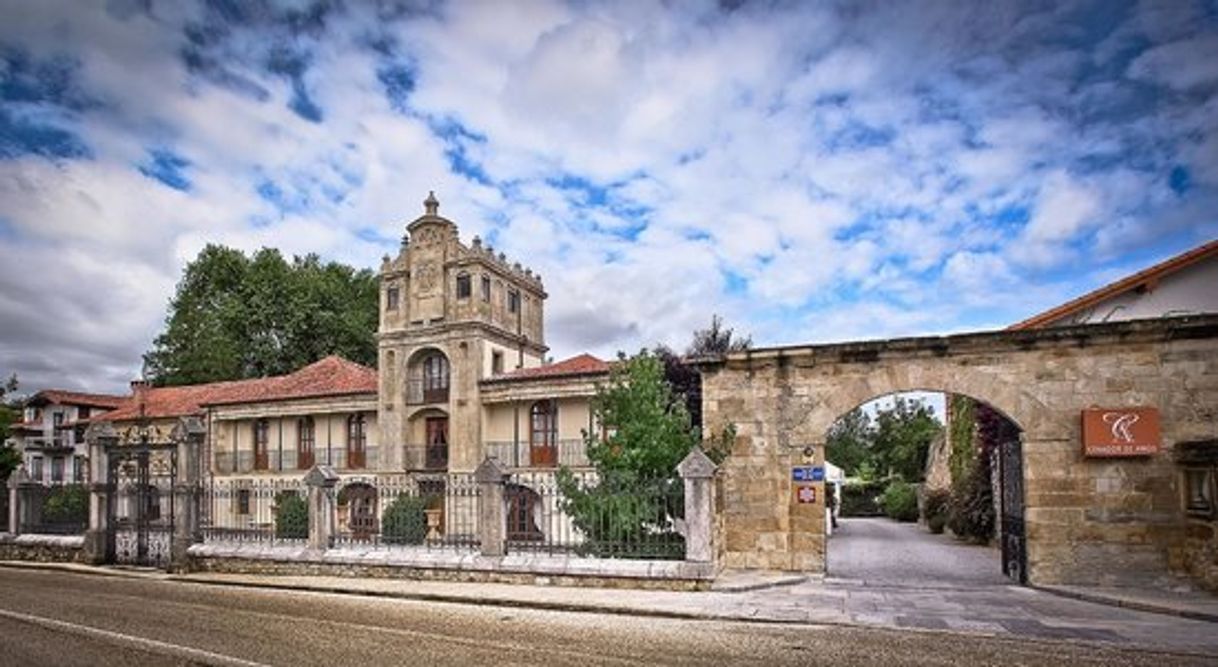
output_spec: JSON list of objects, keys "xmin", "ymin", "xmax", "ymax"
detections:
[
  {"xmin": 827, "ymin": 517, "xmax": 1009, "ymax": 587},
  {"xmin": 6, "ymin": 567, "xmax": 1204, "ymax": 667}
]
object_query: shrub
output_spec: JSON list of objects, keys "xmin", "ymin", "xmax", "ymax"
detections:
[
  {"xmin": 274, "ymin": 491, "xmax": 308, "ymax": 539},
  {"xmin": 43, "ymin": 484, "xmax": 88, "ymax": 525},
  {"xmin": 947, "ymin": 469, "xmax": 994, "ymax": 543},
  {"xmin": 922, "ymin": 488, "xmax": 951, "ymax": 534},
  {"xmin": 840, "ymin": 479, "xmax": 886, "ymax": 517},
  {"xmin": 879, "ymin": 480, "xmax": 919, "ymax": 522},
  {"xmin": 381, "ymin": 494, "xmax": 429, "ymax": 545}
]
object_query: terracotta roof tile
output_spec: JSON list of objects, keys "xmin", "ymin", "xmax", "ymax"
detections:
[
  {"xmin": 485, "ymin": 353, "xmax": 610, "ymax": 383},
  {"xmin": 99, "ymin": 356, "xmax": 377, "ymax": 421},
  {"xmin": 26, "ymin": 389, "xmax": 127, "ymax": 409},
  {"xmin": 1010, "ymin": 238, "xmax": 1218, "ymax": 330}
]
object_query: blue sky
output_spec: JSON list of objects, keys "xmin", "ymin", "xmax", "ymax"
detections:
[{"xmin": 0, "ymin": 0, "xmax": 1216, "ymax": 393}]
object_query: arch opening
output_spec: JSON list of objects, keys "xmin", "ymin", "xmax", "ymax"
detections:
[{"xmin": 821, "ymin": 390, "xmax": 1026, "ymax": 586}]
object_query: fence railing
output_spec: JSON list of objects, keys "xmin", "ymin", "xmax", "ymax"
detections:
[
  {"xmin": 1, "ymin": 491, "xmax": 8, "ymax": 532},
  {"xmin": 505, "ymin": 471, "xmax": 685, "ymax": 559},
  {"xmin": 203, "ymin": 478, "xmax": 309, "ymax": 545},
  {"xmin": 332, "ymin": 473, "xmax": 479, "ymax": 551},
  {"xmin": 402, "ymin": 444, "xmax": 449, "ymax": 471},
  {"xmin": 404, "ymin": 379, "xmax": 449, "ymax": 405},
  {"xmin": 484, "ymin": 439, "xmax": 590, "ymax": 469},
  {"xmin": 20, "ymin": 483, "xmax": 88, "ymax": 535}
]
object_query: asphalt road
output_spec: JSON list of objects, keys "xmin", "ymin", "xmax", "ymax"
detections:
[
  {"xmin": 0, "ymin": 568, "xmax": 1209, "ymax": 666},
  {"xmin": 828, "ymin": 517, "xmax": 1010, "ymax": 587}
]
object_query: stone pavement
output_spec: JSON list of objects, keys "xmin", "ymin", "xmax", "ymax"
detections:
[
  {"xmin": 826, "ymin": 516, "xmax": 1008, "ymax": 588},
  {"xmin": 3, "ymin": 559, "xmax": 1218, "ymax": 658}
]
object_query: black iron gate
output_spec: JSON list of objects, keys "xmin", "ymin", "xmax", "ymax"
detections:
[
  {"xmin": 999, "ymin": 438, "xmax": 1026, "ymax": 584},
  {"xmin": 108, "ymin": 445, "xmax": 176, "ymax": 568}
]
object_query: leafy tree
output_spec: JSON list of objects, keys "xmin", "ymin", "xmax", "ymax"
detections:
[
  {"xmin": 43, "ymin": 485, "xmax": 88, "ymax": 525},
  {"xmin": 274, "ymin": 491, "xmax": 308, "ymax": 539},
  {"xmin": 826, "ymin": 408, "xmax": 873, "ymax": 477},
  {"xmin": 556, "ymin": 351, "xmax": 734, "ymax": 558},
  {"xmin": 0, "ymin": 374, "xmax": 21, "ymax": 481},
  {"xmin": 381, "ymin": 494, "xmax": 429, "ymax": 545},
  {"xmin": 824, "ymin": 395, "xmax": 942, "ymax": 482},
  {"xmin": 686, "ymin": 314, "xmax": 752, "ymax": 358},
  {"xmin": 143, "ymin": 245, "xmax": 378, "ymax": 385}
]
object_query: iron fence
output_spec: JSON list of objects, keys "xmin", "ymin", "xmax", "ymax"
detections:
[
  {"xmin": 203, "ymin": 478, "xmax": 309, "ymax": 545},
  {"xmin": 506, "ymin": 471, "xmax": 685, "ymax": 559},
  {"xmin": 0, "ymin": 490, "xmax": 7, "ymax": 533},
  {"xmin": 21, "ymin": 483, "xmax": 88, "ymax": 535},
  {"xmin": 332, "ymin": 473, "xmax": 479, "ymax": 551},
  {"xmin": 484, "ymin": 439, "xmax": 590, "ymax": 468}
]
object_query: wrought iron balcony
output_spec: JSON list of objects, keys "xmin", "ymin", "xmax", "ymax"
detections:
[
  {"xmin": 484, "ymin": 439, "xmax": 589, "ymax": 469},
  {"xmin": 404, "ymin": 379, "xmax": 449, "ymax": 405}
]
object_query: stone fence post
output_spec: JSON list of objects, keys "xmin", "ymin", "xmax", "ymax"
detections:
[
  {"xmin": 7, "ymin": 467, "xmax": 28, "ymax": 535},
  {"xmin": 475, "ymin": 457, "xmax": 508, "ymax": 557},
  {"xmin": 171, "ymin": 417, "xmax": 206, "ymax": 569},
  {"xmin": 677, "ymin": 448, "xmax": 718, "ymax": 564},
  {"xmin": 83, "ymin": 422, "xmax": 117, "ymax": 564},
  {"xmin": 305, "ymin": 464, "xmax": 340, "ymax": 551}
]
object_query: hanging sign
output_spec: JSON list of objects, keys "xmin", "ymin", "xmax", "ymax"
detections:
[{"xmin": 1081, "ymin": 407, "xmax": 1161, "ymax": 457}]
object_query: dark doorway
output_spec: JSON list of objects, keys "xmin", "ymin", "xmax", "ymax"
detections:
[{"xmin": 344, "ymin": 483, "xmax": 377, "ymax": 540}]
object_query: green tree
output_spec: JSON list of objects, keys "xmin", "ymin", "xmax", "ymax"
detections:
[
  {"xmin": 825, "ymin": 408, "xmax": 872, "ymax": 477},
  {"xmin": 143, "ymin": 245, "xmax": 378, "ymax": 385},
  {"xmin": 0, "ymin": 374, "xmax": 22, "ymax": 481},
  {"xmin": 556, "ymin": 351, "xmax": 733, "ymax": 558},
  {"xmin": 686, "ymin": 314, "xmax": 752, "ymax": 357},
  {"xmin": 870, "ymin": 396, "xmax": 942, "ymax": 483}
]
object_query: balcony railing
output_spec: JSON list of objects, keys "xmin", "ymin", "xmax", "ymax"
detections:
[
  {"xmin": 404, "ymin": 379, "xmax": 449, "ymax": 405},
  {"xmin": 403, "ymin": 444, "xmax": 449, "ymax": 471},
  {"xmin": 22, "ymin": 437, "xmax": 73, "ymax": 451},
  {"xmin": 484, "ymin": 439, "xmax": 589, "ymax": 468}
]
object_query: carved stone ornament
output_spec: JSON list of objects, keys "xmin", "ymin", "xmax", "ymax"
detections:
[
  {"xmin": 413, "ymin": 227, "xmax": 439, "ymax": 247},
  {"xmin": 416, "ymin": 263, "xmax": 438, "ymax": 293}
]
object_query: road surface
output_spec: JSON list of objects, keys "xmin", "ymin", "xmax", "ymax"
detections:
[{"xmin": 0, "ymin": 568, "xmax": 1208, "ymax": 666}]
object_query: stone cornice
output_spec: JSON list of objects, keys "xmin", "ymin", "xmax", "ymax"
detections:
[{"xmin": 377, "ymin": 320, "xmax": 548, "ymax": 355}]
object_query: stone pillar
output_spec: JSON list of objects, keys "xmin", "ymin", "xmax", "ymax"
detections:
[
  {"xmin": 677, "ymin": 448, "xmax": 718, "ymax": 563},
  {"xmin": 171, "ymin": 417, "xmax": 206, "ymax": 570},
  {"xmin": 7, "ymin": 467, "xmax": 28, "ymax": 536},
  {"xmin": 83, "ymin": 422, "xmax": 117, "ymax": 564},
  {"xmin": 475, "ymin": 456, "xmax": 508, "ymax": 557},
  {"xmin": 304, "ymin": 464, "xmax": 340, "ymax": 551}
]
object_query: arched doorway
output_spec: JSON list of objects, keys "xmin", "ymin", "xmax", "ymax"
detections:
[
  {"xmin": 506, "ymin": 484, "xmax": 543, "ymax": 542},
  {"xmin": 823, "ymin": 390, "xmax": 1025, "ymax": 586},
  {"xmin": 340, "ymin": 482, "xmax": 378, "ymax": 541}
]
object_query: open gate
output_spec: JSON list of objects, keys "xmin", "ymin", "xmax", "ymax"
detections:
[
  {"xmin": 108, "ymin": 444, "xmax": 176, "ymax": 568},
  {"xmin": 999, "ymin": 438, "xmax": 1027, "ymax": 584}
]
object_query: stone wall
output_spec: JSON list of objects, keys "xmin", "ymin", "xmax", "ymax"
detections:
[
  {"xmin": 700, "ymin": 316, "xmax": 1218, "ymax": 587},
  {"xmin": 0, "ymin": 534, "xmax": 86, "ymax": 564}
]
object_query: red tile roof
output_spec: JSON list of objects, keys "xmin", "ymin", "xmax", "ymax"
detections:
[
  {"xmin": 1010, "ymin": 238, "xmax": 1218, "ymax": 330},
  {"xmin": 485, "ymin": 353, "xmax": 611, "ymax": 383},
  {"xmin": 99, "ymin": 356, "xmax": 377, "ymax": 421},
  {"xmin": 26, "ymin": 389, "xmax": 127, "ymax": 409}
]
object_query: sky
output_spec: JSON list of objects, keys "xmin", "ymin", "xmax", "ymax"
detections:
[{"xmin": 0, "ymin": 0, "xmax": 1216, "ymax": 395}]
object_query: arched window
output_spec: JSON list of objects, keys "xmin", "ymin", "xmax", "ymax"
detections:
[
  {"xmin": 422, "ymin": 353, "xmax": 450, "ymax": 403},
  {"xmin": 347, "ymin": 413, "xmax": 367, "ymax": 469},
  {"xmin": 297, "ymin": 416, "xmax": 315, "ymax": 469},
  {"xmin": 530, "ymin": 400, "xmax": 558, "ymax": 467},
  {"xmin": 253, "ymin": 419, "xmax": 269, "ymax": 470},
  {"xmin": 456, "ymin": 272, "xmax": 471, "ymax": 299}
]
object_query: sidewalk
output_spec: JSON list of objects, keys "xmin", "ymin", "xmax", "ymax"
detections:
[{"xmin": 3, "ymin": 560, "xmax": 1218, "ymax": 656}]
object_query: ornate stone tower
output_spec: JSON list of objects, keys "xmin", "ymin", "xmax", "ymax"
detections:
[{"xmin": 376, "ymin": 193, "xmax": 548, "ymax": 474}]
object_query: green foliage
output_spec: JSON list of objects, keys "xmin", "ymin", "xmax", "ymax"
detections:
[
  {"xmin": 839, "ymin": 479, "xmax": 887, "ymax": 517},
  {"xmin": 43, "ymin": 485, "xmax": 88, "ymax": 524},
  {"xmin": 0, "ymin": 373, "xmax": 20, "ymax": 480},
  {"xmin": 948, "ymin": 394, "xmax": 976, "ymax": 486},
  {"xmin": 381, "ymin": 494, "xmax": 429, "ymax": 545},
  {"xmin": 879, "ymin": 480, "xmax": 919, "ymax": 522},
  {"xmin": 826, "ymin": 396, "xmax": 943, "ymax": 482},
  {"xmin": 143, "ymin": 245, "xmax": 378, "ymax": 386},
  {"xmin": 557, "ymin": 350, "xmax": 730, "ymax": 559},
  {"xmin": 923, "ymin": 488, "xmax": 951, "ymax": 534},
  {"xmin": 947, "ymin": 468, "xmax": 995, "ymax": 543},
  {"xmin": 274, "ymin": 492, "xmax": 308, "ymax": 539}
]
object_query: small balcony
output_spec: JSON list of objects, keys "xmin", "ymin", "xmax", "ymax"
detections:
[
  {"xmin": 404, "ymin": 379, "xmax": 449, "ymax": 405},
  {"xmin": 403, "ymin": 443, "xmax": 449, "ymax": 471},
  {"xmin": 484, "ymin": 439, "xmax": 589, "ymax": 469}
]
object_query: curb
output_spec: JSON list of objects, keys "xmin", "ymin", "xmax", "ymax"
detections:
[
  {"xmin": 1033, "ymin": 585, "xmax": 1218, "ymax": 624},
  {"xmin": 0, "ymin": 560, "xmax": 170, "ymax": 581}
]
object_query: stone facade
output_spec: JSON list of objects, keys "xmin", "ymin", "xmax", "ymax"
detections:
[{"xmin": 700, "ymin": 315, "xmax": 1218, "ymax": 589}]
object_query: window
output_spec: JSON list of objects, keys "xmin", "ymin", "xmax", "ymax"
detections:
[
  {"xmin": 508, "ymin": 289, "xmax": 520, "ymax": 314},
  {"xmin": 1185, "ymin": 468, "xmax": 1215, "ymax": 518},
  {"xmin": 73, "ymin": 456, "xmax": 85, "ymax": 483},
  {"xmin": 51, "ymin": 457, "xmax": 64, "ymax": 483},
  {"xmin": 53, "ymin": 412, "xmax": 64, "ymax": 426},
  {"xmin": 78, "ymin": 406, "xmax": 90, "ymax": 419},
  {"xmin": 492, "ymin": 350, "xmax": 504, "ymax": 375},
  {"xmin": 237, "ymin": 488, "xmax": 251, "ymax": 515},
  {"xmin": 422, "ymin": 353, "xmax": 450, "ymax": 403},
  {"xmin": 456, "ymin": 273, "xmax": 471, "ymax": 299},
  {"xmin": 347, "ymin": 413, "xmax": 367, "ymax": 469},
  {"xmin": 530, "ymin": 400, "xmax": 558, "ymax": 467},
  {"xmin": 30, "ymin": 456, "xmax": 43, "ymax": 481},
  {"xmin": 481, "ymin": 275, "xmax": 491, "ymax": 302},
  {"xmin": 253, "ymin": 419, "xmax": 270, "ymax": 470},
  {"xmin": 387, "ymin": 286, "xmax": 400, "ymax": 310},
  {"xmin": 298, "ymin": 417, "xmax": 315, "ymax": 469}
]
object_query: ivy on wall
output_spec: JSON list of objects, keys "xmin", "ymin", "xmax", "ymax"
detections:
[{"xmin": 948, "ymin": 394, "xmax": 976, "ymax": 486}]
